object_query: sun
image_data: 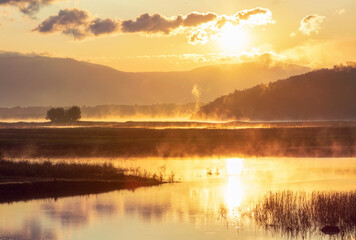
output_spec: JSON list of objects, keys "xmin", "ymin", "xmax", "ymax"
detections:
[{"xmin": 217, "ymin": 23, "xmax": 249, "ymax": 53}]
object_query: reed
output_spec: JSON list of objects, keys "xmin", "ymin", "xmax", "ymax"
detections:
[
  {"xmin": 247, "ymin": 191, "xmax": 356, "ymax": 238},
  {"xmin": 0, "ymin": 155, "xmax": 175, "ymax": 183}
]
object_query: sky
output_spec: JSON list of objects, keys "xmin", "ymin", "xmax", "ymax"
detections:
[{"xmin": 0, "ymin": 0, "xmax": 355, "ymax": 72}]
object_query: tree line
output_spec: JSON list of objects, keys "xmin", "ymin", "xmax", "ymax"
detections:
[{"xmin": 46, "ymin": 106, "xmax": 81, "ymax": 123}]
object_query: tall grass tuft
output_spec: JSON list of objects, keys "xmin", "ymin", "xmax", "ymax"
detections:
[{"xmin": 247, "ymin": 191, "xmax": 356, "ymax": 238}]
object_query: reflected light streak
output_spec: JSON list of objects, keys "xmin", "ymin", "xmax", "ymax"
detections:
[
  {"xmin": 224, "ymin": 177, "xmax": 244, "ymax": 213},
  {"xmin": 226, "ymin": 158, "xmax": 244, "ymax": 176},
  {"xmin": 224, "ymin": 158, "xmax": 245, "ymax": 213}
]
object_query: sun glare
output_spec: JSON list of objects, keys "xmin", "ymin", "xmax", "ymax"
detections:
[
  {"xmin": 224, "ymin": 177, "xmax": 244, "ymax": 211},
  {"xmin": 217, "ymin": 24, "xmax": 249, "ymax": 53},
  {"xmin": 223, "ymin": 158, "xmax": 245, "ymax": 212},
  {"xmin": 226, "ymin": 158, "xmax": 244, "ymax": 176}
]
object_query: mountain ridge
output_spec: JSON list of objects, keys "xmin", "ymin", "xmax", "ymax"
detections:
[{"xmin": 0, "ymin": 53, "xmax": 309, "ymax": 107}]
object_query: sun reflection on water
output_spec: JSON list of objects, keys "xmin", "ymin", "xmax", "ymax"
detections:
[
  {"xmin": 225, "ymin": 158, "xmax": 244, "ymax": 176},
  {"xmin": 224, "ymin": 177, "xmax": 244, "ymax": 212},
  {"xmin": 223, "ymin": 158, "xmax": 245, "ymax": 214}
]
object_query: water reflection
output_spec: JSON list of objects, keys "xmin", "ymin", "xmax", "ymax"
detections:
[
  {"xmin": 224, "ymin": 177, "xmax": 243, "ymax": 212},
  {"xmin": 0, "ymin": 157, "xmax": 355, "ymax": 239},
  {"xmin": 225, "ymin": 158, "xmax": 244, "ymax": 176}
]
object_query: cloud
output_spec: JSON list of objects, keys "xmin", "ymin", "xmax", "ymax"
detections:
[
  {"xmin": 34, "ymin": 7, "xmax": 274, "ymax": 42},
  {"xmin": 188, "ymin": 30, "xmax": 210, "ymax": 45},
  {"xmin": 292, "ymin": 14, "xmax": 325, "ymax": 36},
  {"xmin": 89, "ymin": 18, "xmax": 119, "ymax": 36},
  {"xmin": 183, "ymin": 12, "xmax": 217, "ymax": 27},
  {"xmin": 121, "ymin": 13, "xmax": 183, "ymax": 34},
  {"xmin": 33, "ymin": 9, "xmax": 90, "ymax": 38},
  {"xmin": 189, "ymin": 7, "xmax": 274, "ymax": 45},
  {"xmin": 234, "ymin": 7, "xmax": 273, "ymax": 25},
  {"xmin": 120, "ymin": 12, "xmax": 218, "ymax": 34},
  {"xmin": 62, "ymin": 28, "xmax": 88, "ymax": 39},
  {"xmin": 33, "ymin": 9, "xmax": 120, "ymax": 39},
  {"xmin": 0, "ymin": 0, "xmax": 59, "ymax": 15}
]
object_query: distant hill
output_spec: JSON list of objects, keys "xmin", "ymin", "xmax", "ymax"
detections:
[
  {"xmin": 195, "ymin": 65, "xmax": 356, "ymax": 121},
  {"xmin": 0, "ymin": 53, "xmax": 308, "ymax": 107}
]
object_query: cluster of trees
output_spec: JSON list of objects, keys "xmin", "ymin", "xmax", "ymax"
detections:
[
  {"xmin": 196, "ymin": 67, "xmax": 356, "ymax": 121},
  {"xmin": 46, "ymin": 106, "xmax": 81, "ymax": 123}
]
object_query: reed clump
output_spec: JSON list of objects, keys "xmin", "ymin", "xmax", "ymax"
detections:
[{"xmin": 248, "ymin": 191, "xmax": 356, "ymax": 238}]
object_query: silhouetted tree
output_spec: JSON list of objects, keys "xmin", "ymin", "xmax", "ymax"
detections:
[
  {"xmin": 46, "ymin": 106, "xmax": 81, "ymax": 122},
  {"xmin": 46, "ymin": 107, "xmax": 65, "ymax": 122},
  {"xmin": 65, "ymin": 106, "xmax": 81, "ymax": 122}
]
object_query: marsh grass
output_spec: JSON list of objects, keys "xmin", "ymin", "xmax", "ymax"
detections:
[
  {"xmin": 0, "ymin": 156, "xmax": 179, "ymax": 203},
  {"xmin": 246, "ymin": 191, "xmax": 356, "ymax": 239},
  {"xmin": 0, "ymin": 158, "xmax": 125, "ymax": 181},
  {"xmin": 0, "ymin": 156, "xmax": 175, "ymax": 183},
  {"xmin": 124, "ymin": 164, "xmax": 175, "ymax": 182}
]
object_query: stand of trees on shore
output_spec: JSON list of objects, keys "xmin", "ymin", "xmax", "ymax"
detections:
[
  {"xmin": 0, "ymin": 103, "xmax": 197, "ymax": 121},
  {"xmin": 46, "ymin": 106, "xmax": 81, "ymax": 123},
  {"xmin": 195, "ymin": 65, "xmax": 356, "ymax": 121}
]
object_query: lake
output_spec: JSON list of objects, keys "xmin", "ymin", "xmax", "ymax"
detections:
[{"xmin": 0, "ymin": 157, "xmax": 355, "ymax": 240}]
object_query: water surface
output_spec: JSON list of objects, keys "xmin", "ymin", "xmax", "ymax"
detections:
[{"xmin": 1, "ymin": 157, "xmax": 355, "ymax": 240}]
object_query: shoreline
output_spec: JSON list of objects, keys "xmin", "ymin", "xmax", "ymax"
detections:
[
  {"xmin": 0, "ymin": 178, "xmax": 162, "ymax": 204},
  {"xmin": 0, "ymin": 159, "xmax": 164, "ymax": 203}
]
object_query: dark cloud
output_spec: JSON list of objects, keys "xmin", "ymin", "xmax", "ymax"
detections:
[
  {"xmin": 34, "ymin": 8, "xmax": 89, "ymax": 33},
  {"xmin": 121, "ymin": 12, "xmax": 218, "ymax": 34},
  {"xmin": 89, "ymin": 18, "xmax": 119, "ymax": 36},
  {"xmin": 183, "ymin": 12, "xmax": 217, "ymax": 27},
  {"xmin": 0, "ymin": 0, "xmax": 58, "ymax": 15},
  {"xmin": 34, "ymin": 7, "xmax": 273, "ymax": 40},
  {"xmin": 121, "ymin": 13, "xmax": 183, "ymax": 34},
  {"xmin": 62, "ymin": 28, "xmax": 88, "ymax": 39},
  {"xmin": 33, "ymin": 9, "xmax": 120, "ymax": 39}
]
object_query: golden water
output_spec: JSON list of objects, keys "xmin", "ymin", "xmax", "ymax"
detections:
[{"xmin": 0, "ymin": 157, "xmax": 355, "ymax": 240}]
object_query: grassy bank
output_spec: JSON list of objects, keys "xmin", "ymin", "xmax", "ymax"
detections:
[{"xmin": 0, "ymin": 158, "xmax": 162, "ymax": 203}]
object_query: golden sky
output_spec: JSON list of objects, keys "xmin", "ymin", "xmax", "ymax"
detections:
[{"xmin": 0, "ymin": 0, "xmax": 355, "ymax": 71}]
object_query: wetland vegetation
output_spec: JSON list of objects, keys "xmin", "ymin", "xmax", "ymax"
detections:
[
  {"xmin": 0, "ymin": 124, "xmax": 356, "ymax": 159},
  {"xmin": 0, "ymin": 156, "xmax": 165, "ymax": 203},
  {"xmin": 246, "ymin": 191, "xmax": 356, "ymax": 239}
]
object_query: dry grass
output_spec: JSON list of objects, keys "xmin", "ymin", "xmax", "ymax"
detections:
[
  {"xmin": 247, "ymin": 191, "xmax": 356, "ymax": 239},
  {"xmin": 0, "ymin": 156, "xmax": 175, "ymax": 183}
]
